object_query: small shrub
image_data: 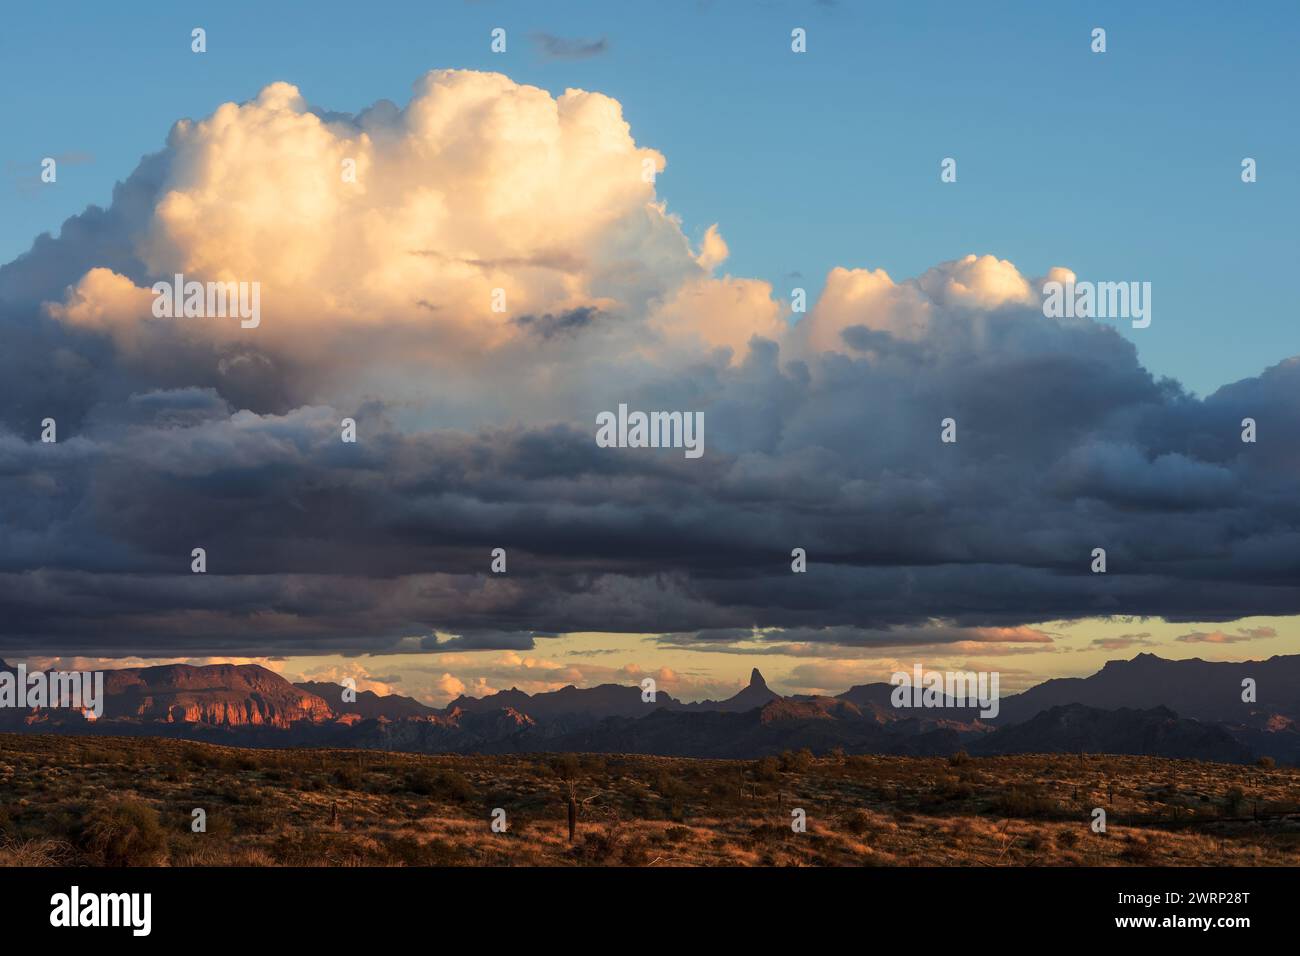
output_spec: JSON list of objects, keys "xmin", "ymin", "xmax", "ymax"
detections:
[
  {"xmin": 844, "ymin": 809, "xmax": 873, "ymax": 836},
  {"xmin": 550, "ymin": 754, "xmax": 581, "ymax": 781},
  {"xmin": 779, "ymin": 749, "xmax": 815, "ymax": 773},
  {"xmin": 620, "ymin": 835, "xmax": 652, "ymax": 866},
  {"xmin": 233, "ymin": 806, "xmax": 275, "ymax": 834},
  {"xmin": 1120, "ymin": 835, "xmax": 1156, "ymax": 864},
  {"xmin": 663, "ymin": 826, "xmax": 692, "ymax": 843},
  {"xmin": 1225, "ymin": 786, "xmax": 1246, "ymax": 815},
  {"xmin": 384, "ymin": 835, "xmax": 430, "ymax": 866},
  {"xmin": 79, "ymin": 799, "xmax": 167, "ymax": 866},
  {"xmin": 332, "ymin": 765, "xmax": 363, "ymax": 789},
  {"xmin": 578, "ymin": 824, "xmax": 626, "ymax": 864},
  {"xmin": 405, "ymin": 769, "xmax": 476, "ymax": 803},
  {"xmin": 993, "ymin": 785, "xmax": 1058, "ymax": 819}
]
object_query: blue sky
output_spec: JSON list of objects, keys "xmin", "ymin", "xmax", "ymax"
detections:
[{"xmin": 2, "ymin": 0, "xmax": 1296, "ymax": 397}]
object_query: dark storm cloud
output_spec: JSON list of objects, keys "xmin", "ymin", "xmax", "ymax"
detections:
[
  {"xmin": 421, "ymin": 630, "xmax": 549, "ymax": 651},
  {"xmin": 0, "ymin": 334, "xmax": 1296, "ymax": 657}
]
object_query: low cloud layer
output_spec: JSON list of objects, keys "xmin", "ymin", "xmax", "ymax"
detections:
[{"xmin": 1, "ymin": 70, "xmax": 1296, "ymax": 658}]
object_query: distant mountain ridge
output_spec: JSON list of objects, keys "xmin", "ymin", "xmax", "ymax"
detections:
[
  {"xmin": 1, "ymin": 654, "xmax": 1297, "ymax": 764},
  {"xmin": 971, "ymin": 704, "xmax": 1255, "ymax": 764},
  {"xmin": 994, "ymin": 653, "xmax": 1300, "ymax": 726},
  {"xmin": 447, "ymin": 682, "xmax": 682, "ymax": 722},
  {"xmin": 294, "ymin": 681, "xmax": 436, "ymax": 721}
]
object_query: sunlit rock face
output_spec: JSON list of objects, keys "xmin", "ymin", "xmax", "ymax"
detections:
[{"xmin": 101, "ymin": 663, "xmax": 333, "ymax": 727}]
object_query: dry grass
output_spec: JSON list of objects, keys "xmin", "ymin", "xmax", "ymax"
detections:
[{"xmin": 1, "ymin": 734, "xmax": 1297, "ymax": 867}]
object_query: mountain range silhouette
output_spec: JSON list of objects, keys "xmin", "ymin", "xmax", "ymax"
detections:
[{"xmin": 0, "ymin": 654, "xmax": 1295, "ymax": 764}]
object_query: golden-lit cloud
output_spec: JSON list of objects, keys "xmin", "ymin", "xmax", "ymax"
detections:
[
  {"xmin": 793, "ymin": 254, "xmax": 1069, "ymax": 356},
  {"xmin": 40, "ymin": 71, "xmax": 768, "ymax": 373}
]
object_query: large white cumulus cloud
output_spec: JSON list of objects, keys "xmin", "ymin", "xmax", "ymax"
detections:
[{"xmin": 37, "ymin": 70, "xmax": 785, "ymax": 375}]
